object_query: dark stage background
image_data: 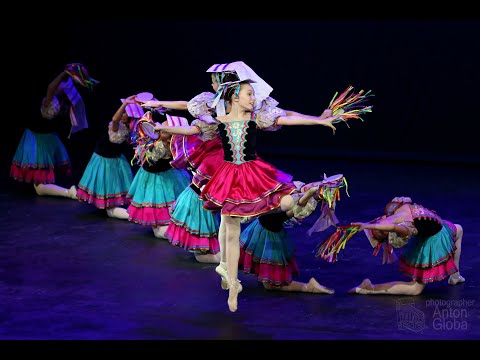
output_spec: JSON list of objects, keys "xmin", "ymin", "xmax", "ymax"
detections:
[
  {"xmin": 4, "ymin": 17, "xmax": 479, "ymax": 180},
  {"xmin": 2, "ymin": 13, "xmax": 480, "ymax": 342}
]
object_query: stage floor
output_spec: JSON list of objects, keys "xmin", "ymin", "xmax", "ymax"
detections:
[{"xmin": 1, "ymin": 157, "xmax": 479, "ymax": 340}]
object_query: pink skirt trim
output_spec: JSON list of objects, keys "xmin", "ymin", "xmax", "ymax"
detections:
[
  {"xmin": 165, "ymin": 225, "xmax": 220, "ymax": 254},
  {"xmin": 127, "ymin": 205, "xmax": 172, "ymax": 226},
  {"xmin": 239, "ymin": 248, "xmax": 300, "ymax": 287}
]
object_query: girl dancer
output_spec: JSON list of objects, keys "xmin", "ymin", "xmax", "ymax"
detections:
[
  {"xmin": 348, "ymin": 196, "xmax": 465, "ymax": 295},
  {"xmin": 127, "ymin": 111, "xmax": 191, "ymax": 238},
  {"xmin": 76, "ymin": 95, "xmax": 143, "ymax": 219},
  {"xmin": 10, "ymin": 64, "xmax": 98, "ymax": 199}
]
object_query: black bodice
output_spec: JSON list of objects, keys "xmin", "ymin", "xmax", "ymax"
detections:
[
  {"xmin": 142, "ymin": 157, "xmax": 172, "ymax": 173},
  {"xmin": 258, "ymin": 212, "xmax": 290, "ymax": 232},
  {"xmin": 94, "ymin": 131, "xmax": 124, "ymax": 158},
  {"xmin": 217, "ymin": 120, "xmax": 257, "ymax": 163}
]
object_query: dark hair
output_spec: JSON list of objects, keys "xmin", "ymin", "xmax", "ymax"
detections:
[
  {"xmin": 218, "ymin": 71, "xmax": 239, "ymax": 84},
  {"xmin": 215, "ymin": 71, "xmax": 240, "ymax": 102},
  {"xmin": 223, "ymin": 80, "xmax": 251, "ymax": 102},
  {"xmin": 151, "ymin": 110, "xmax": 164, "ymax": 123},
  {"xmin": 371, "ymin": 229, "xmax": 388, "ymax": 242},
  {"xmin": 413, "ymin": 218, "xmax": 442, "ymax": 237}
]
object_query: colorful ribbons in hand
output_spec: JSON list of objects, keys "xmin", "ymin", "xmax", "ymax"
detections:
[
  {"xmin": 315, "ymin": 225, "xmax": 360, "ymax": 262},
  {"xmin": 328, "ymin": 85, "xmax": 374, "ymax": 125}
]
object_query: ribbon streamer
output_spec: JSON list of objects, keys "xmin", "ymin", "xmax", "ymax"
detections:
[
  {"xmin": 315, "ymin": 225, "xmax": 360, "ymax": 263},
  {"xmin": 328, "ymin": 85, "xmax": 374, "ymax": 126}
]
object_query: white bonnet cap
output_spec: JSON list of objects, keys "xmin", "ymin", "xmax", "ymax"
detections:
[{"xmin": 207, "ymin": 61, "xmax": 273, "ymax": 109}]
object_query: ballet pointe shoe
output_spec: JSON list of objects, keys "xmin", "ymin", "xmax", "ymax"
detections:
[
  {"xmin": 215, "ymin": 262, "xmax": 229, "ymax": 290},
  {"xmin": 227, "ymin": 279, "xmax": 242, "ymax": 313},
  {"xmin": 448, "ymin": 274, "xmax": 466, "ymax": 286},
  {"xmin": 348, "ymin": 278, "xmax": 373, "ymax": 294},
  {"xmin": 305, "ymin": 278, "xmax": 334, "ymax": 294},
  {"xmin": 67, "ymin": 185, "xmax": 78, "ymax": 200}
]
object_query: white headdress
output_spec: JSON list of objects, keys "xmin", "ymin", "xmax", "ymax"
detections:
[{"xmin": 206, "ymin": 61, "xmax": 273, "ymax": 116}]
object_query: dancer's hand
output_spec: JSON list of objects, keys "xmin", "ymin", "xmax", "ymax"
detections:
[
  {"xmin": 319, "ymin": 108, "xmax": 333, "ymax": 119},
  {"xmin": 140, "ymin": 100, "xmax": 162, "ymax": 108},
  {"xmin": 351, "ymin": 222, "xmax": 367, "ymax": 231},
  {"xmin": 317, "ymin": 114, "xmax": 340, "ymax": 134},
  {"xmin": 153, "ymin": 122, "xmax": 165, "ymax": 131},
  {"xmin": 124, "ymin": 95, "xmax": 137, "ymax": 104}
]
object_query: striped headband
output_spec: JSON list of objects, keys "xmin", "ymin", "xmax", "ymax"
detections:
[
  {"xmin": 120, "ymin": 99, "xmax": 145, "ymax": 118},
  {"xmin": 207, "ymin": 63, "xmax": 232, "ymax": 72},
  {"xmin": 166, "ymin": 114, "xmax": 189, "ymax": 127}
]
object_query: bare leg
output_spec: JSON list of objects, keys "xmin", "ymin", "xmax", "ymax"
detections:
[
  {"xmin": 106, "ymin": 207, "xmax": 129, "ymax": 220},
  {"xmin": 348, "ymin": 278, "xmax": 425, "ymax": 295},
  {"xmin": 263, "ymin": 277, "xmax": 334, "ymax": 294},
  {"xmin": 34, "ymin": 183, "xmax": 77, "ymax": 199},
  {"xmin": 215, "ymin": 215, "xmax": 229, "ymax": 290},
  {"xmin": 449, "ymin": 224, "xmax": 465, "ymax": 285},
  {"xmin": 225, "ymin": 216, "xmax": 242, "ymax": 312},
  {"xmin": 218, "ymin": 215, "xmax": 227, "ymax": 263},
  {"xmin": 152, "ymin": 225, "xmax": 168, "ymax": 239},
  {"xmin": 194, "ymin": 252, "xmax": 221, "ymax": 264}
]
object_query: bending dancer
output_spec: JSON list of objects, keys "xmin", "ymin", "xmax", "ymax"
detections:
[
  {"xmin": 349, "ymin": 196, "xmax": 464, "ymax": 295},
  {"xmin": 10, "ymin": 63, "xmax": 98, "ymax": 199},
  {"xmin": 239, "ymin": 177, "xmax": 347, "ymax": 295}
]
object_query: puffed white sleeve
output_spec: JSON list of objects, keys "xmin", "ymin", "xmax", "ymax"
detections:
[
  {"xmin": 187, "ymin": 92, "xmax": 216, "ymax": 118},
  {"xmin": 40, "ymin": 96, "xmax": 61, "ymax": 120},
  {"xmin": 108, "ymin": 121, "xmax": 130, "ymax": 144},
  {"xmin": 190, "ymin": 115, "xmax": 219, "ymax": 141},
  {"xmin": 255, "ymin": 96, "xmax": 286, "ymax": 132}
]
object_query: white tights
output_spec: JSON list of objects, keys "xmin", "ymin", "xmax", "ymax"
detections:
[
  {"xmin": 34, "ymin": 184, "xmax": 77, "ymax": 199},
  {"xmin": 152, "ymin": 225, "xmax": 168, "ymax": 239},
  {"xmin": 106, "ymin": 207, "xmax": 129, "ymax": 220}
]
